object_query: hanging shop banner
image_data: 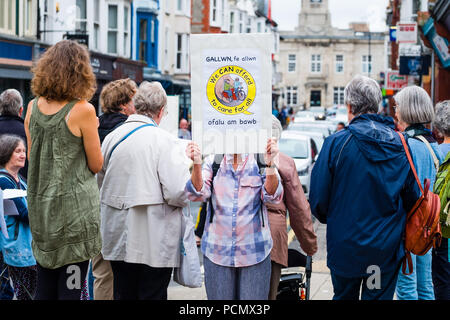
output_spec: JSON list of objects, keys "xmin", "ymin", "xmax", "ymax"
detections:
[
  {"xmin": 399, "ymin": 44, "xmax": 421, "ymax": 57},
  {"xmin": 190, "ymin": 33, "xmax": 273, "ymax": 155},
  {"xmin": 386, "ymin": 71, "xmax": 409, "ymax": 90},
  {"xmin": 397, "ymin": 23, "xmax": 418, "ymax": 43},
  {"xmin": 422, "ymin": 17, "xmax": 450, "ymax": 69}
]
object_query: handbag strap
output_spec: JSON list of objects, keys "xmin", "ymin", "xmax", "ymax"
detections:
[
  {"xmin": 416, "ymin": 135, "xmax": 440, "ymax": 172},
  {"xmin": 397, "ymin": 131, "xmax": 424, "ymax": 196},
  {"xmin": 107, "ymin": 123, "xmax": 155, "ymax": 162},
  {"xmin": 0, "ymin": 171, "xmax": 20, "ymax": 189}
]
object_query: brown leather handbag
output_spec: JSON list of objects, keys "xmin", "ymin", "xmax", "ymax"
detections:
[{"xmin": 397, "ymin": 132, "xmax": 442, "ymax": 275}]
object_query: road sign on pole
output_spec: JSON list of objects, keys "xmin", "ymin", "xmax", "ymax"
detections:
[
  {"xmin": 396, "ymin": 23, "xmax": 418, "ymax": 44},
  {"xmin": 385, "ymin": 71, "xmax": 409, "ymax": 90}
]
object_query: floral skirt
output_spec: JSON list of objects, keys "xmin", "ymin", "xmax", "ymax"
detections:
[{"xmin": 7, "ymin": 265, "xmax": 37, "ymax": 300}]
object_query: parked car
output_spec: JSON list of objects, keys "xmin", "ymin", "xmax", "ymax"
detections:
[
  {"xmin": 278, "ymin": 132, "xmax": 319, "ymax": 198},
  {"xmin": 328, "ymin": 106, "xmax": 348, "ymax": 126},
  {"xmin": 284, "ymin": 130, "xmax": 325, "ymax": 153},
  {"xmin": 287, "ymin": 122, "xmax": 333, "ymax": 137},
  {"xmin": 310, "ymin": 107, "xmax": 326, "ymax": 120},
  {"xmin": 294, "ymin": 111, "xmax": 315, "ymax": 123}
]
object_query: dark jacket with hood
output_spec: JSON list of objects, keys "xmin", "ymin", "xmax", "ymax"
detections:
[
  {"xmin": 309, "ymin": 114, "xmax": 420, "ymax": 278},
  {"xmin": 98, "ymin": 112, "xmax": 128, "ymax": 144}
]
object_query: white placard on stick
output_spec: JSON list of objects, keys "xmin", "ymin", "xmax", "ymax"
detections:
[{"xmin": 190, "ymin": 33, "xmax": 273, "ymax": 155}]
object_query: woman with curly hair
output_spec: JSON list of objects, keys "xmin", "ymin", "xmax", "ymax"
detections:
[
  {"xmin": 98, "ymin": 78, "xmax": 137, "ymax": 143},
  {"xmin": 24, "ymin": 40, "xmax": 103, "ymax": 300}
]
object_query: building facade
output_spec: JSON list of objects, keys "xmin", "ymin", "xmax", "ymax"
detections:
[
  {"xmin": 278, "ymin": 0, "xmax": 386, "ymax": 111},
  {"xmin": 0, "ymin": 0, "xmax": 39, "ymax": 104},
  {"xmin": 0, "ymin": 0, "xmax": 147, "ymax": 114},
  {"xmin": 155, "ymin": 0, "xmax": 192, "ymax": 120},
  {"xmin": 37, "ymin": 0, "xmax": 144, "ymax": 113},
  {"xmin": 386, "ymin": 0, "xmax": 450, "ymax": 111}
]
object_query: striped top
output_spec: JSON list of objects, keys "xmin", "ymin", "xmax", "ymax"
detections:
[{"xmin": 185, "ymin": 154, "xmax": 283, "ymax": 267}]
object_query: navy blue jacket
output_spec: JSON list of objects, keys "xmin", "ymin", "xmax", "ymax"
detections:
[{"xmin": 309, "ymin": 114, "xmax": 420, "ymax": 278}]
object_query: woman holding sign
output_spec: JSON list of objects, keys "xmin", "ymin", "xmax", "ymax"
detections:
[
  {"xmin": 0, "ymin": 134, "xmax": 36, "ymax": 300},
  {"xmin": 185, "ymin": 139, "xmax": 283, "ymax": 300}
]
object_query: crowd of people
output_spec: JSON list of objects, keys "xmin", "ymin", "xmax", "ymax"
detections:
[{"xmin": 0, "ymin": 39, "xmax": 449, "ymax": 301}]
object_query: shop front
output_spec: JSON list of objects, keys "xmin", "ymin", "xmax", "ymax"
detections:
[{"xmin": 0, "ymin": 36, "xmax": 48, "ymax": 110}]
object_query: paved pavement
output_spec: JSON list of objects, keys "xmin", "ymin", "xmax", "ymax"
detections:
[{"xmin": 168, "ymin": 204, "xmax": 334, "ymax": 300}]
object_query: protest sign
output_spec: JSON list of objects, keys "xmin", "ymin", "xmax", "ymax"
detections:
[{"xmin": 190, "ymin": 33, "xmax": 273, "ymax": 155}]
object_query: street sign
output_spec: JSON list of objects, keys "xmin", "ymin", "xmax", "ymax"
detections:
[
  {"xmin": 64, "ymin": 33, "xmax": 89, "ymax": 47},
  {"xmin": 396, "ymin": 23, "xmax": 418, "ymax": 43},
  {"xmin": 389, "ymin": 26, "xmax": 397, "ymax": 42},
  {"xmin": 399, "ymin": 44, "xmax": 421, "ymax": 56},
  {"xmin": 385, "ymin": 71, "xmax": 409, "ymax": 90}
]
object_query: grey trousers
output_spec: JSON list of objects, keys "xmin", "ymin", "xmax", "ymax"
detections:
[{"xmin": 203, "ymin": 255, "xmax": 271, "ymax": 300}]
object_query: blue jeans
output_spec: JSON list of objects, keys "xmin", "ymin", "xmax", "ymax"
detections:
[
  {"xmin": 432, "ymin": 238, "xmax": 450, "ymax": 300},
  {"xmin": 203, "ymin": 255, "xmax": 271, "ymax": 300},
  {"xmin": 87, "ymin": 261, "xmax": 94, "ymax": 300},
  {"xmin": 396, "ymin": 250, "xmax": 435, "ymax": 300},
  {"xmin": 331, "ymin": 266, "xmax": 400, "ymax": 300}
]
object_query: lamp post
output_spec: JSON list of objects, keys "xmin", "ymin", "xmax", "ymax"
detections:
[{"xmin": 368, "ymin": 30, "xmax": 371, "ymax": 78}]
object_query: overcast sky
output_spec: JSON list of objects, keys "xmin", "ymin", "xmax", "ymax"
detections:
[{"xmin": 271, "ymin": 0, "xmax": 390, "ymax": 32}]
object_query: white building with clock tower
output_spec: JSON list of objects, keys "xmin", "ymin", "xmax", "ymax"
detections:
[{"xmin": 277, "ymin": 0, "xmax": 387, "ymax": 111}]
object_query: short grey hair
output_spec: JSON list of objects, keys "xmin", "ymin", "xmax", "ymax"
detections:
[
  {"xmin": 0, "ymin": 89, "xmax": 23, "ymax": 116},
  {"xmin": 434, "ymin": 100, "xmax": 450, "ymax": 137},
  {"xmin": 271, "ymin": 115, "xmax": 282, "ymax": 140},
  {"xmin": 394, "ymin": 85, "xmax": 434, "ymax": 125},
  {"xmin": 133, "ymin": 81, "xmax": 167, "ymax": 117},
  {"xmin": 344, "ymin": 75, "xmax": 382, "ymax": 115}
]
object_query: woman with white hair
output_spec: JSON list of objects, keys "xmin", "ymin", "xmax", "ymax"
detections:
[
  {"xmin": 434, "ymin": 100, "xmax": 450, "ymax": 155},
  {"xmin": 394, "ymin": 86, "xmax": 445, "ymax": 300},
  {"xmin": 431, "ymin": 100, "xmax": 450, "ymax": 300},
  {"xmin": 97, "ymin": 81, "xmax": 190, "ymax": 300}
]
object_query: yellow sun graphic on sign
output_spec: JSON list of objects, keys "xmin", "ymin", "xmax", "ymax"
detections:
[{"xmin": 206, "ymin": 65, "xmax": 256, "ymax": 115}]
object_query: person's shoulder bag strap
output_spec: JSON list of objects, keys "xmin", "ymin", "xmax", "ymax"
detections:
[
  {"xmin": 208, "ymin": 154, "xmax": 224, "ymax": 223},
  {"xmin": 397, "ymin": 131, "xmax": 427, "ymax": 275},
  {"xmin": 0, "ymin": 171, "xmax": 20, "ymax": 189},
  {"xmin": 107, "ymin": 123, "xmax": 155, "ymax": 163},
  {"xmin": 397, "ymin": 132, "xmax": 424, "ymax": 195},
  {"xmin": 416, "ymin": 135, "xmax": 440, "ymax": 172}
]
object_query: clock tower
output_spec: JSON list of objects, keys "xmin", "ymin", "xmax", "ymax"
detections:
[{"xmin": 296, "ymin": 0, "xmax": 332, "ymax": 35}]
